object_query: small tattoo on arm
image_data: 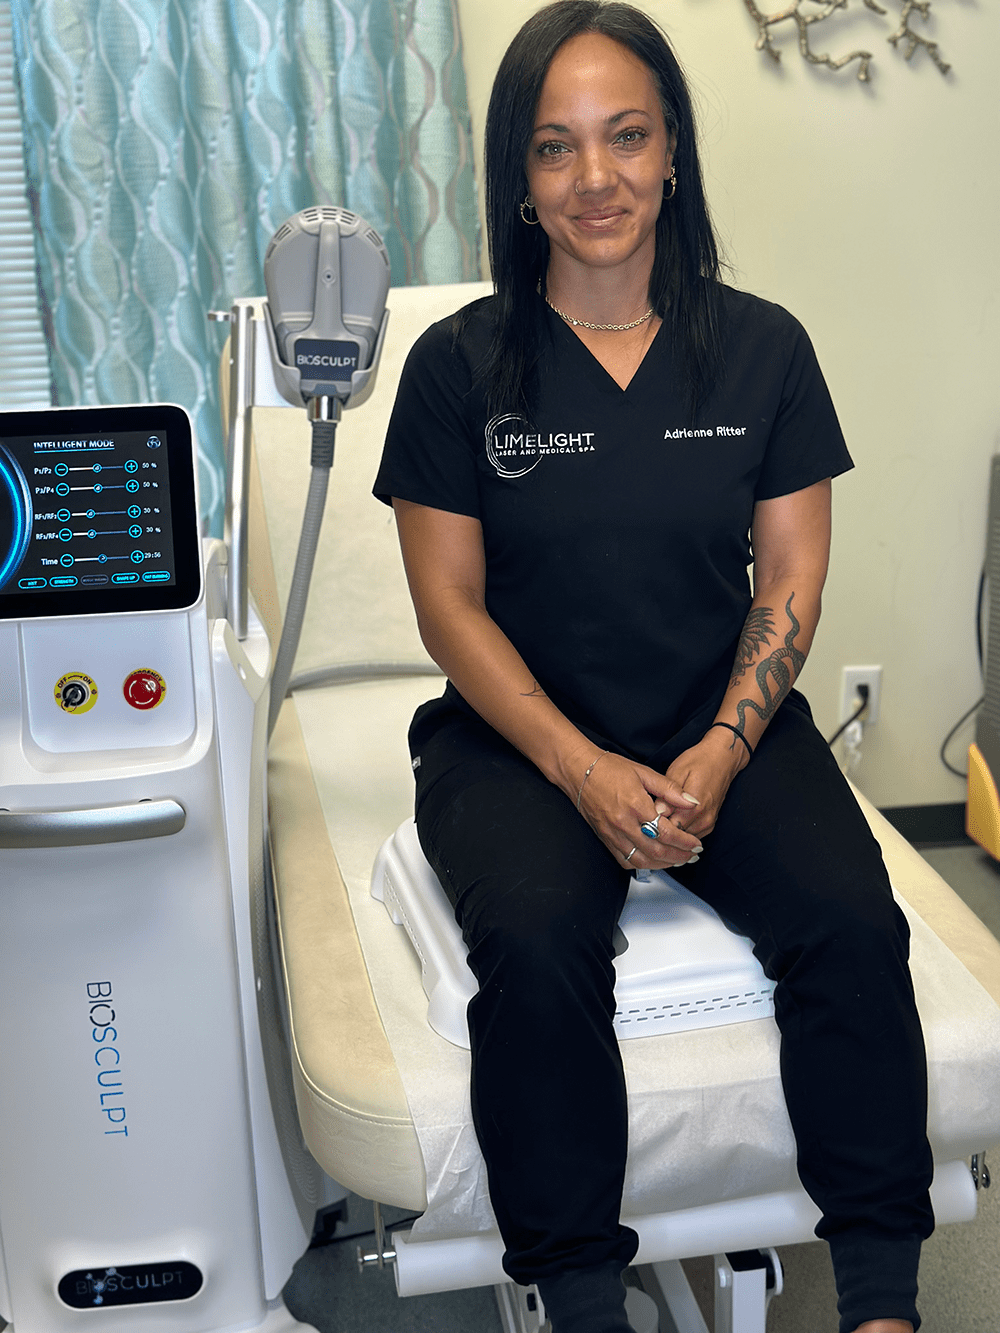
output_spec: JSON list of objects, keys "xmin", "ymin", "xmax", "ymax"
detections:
[
  {"xmin": 521, "ymin": 680, "xmax": 547, "ymax": 698},
  {"xmin": 729, "ymin": 606, "xmax": 776, "ymax": 688},
  {"xmin": 733, "ymin": 593, "xmax": 806, "ymax": 734}
]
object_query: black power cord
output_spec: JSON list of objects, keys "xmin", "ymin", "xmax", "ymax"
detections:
[
  {"xmin": 939, "ymin": 567, "xmax": 986, "ymax": 779},
  {"xmin": 827, "ymin": 683, "xmax": 870, "ymax": 748},
  {"xmin": 940, "ymin": 696, "xmax": 985, "ymax": 779},
  {"xmin": 826, "ymin": 566, "xmax": 986, "ymax": 770},
  {"xmin": 309, "ymin": 1209, "xmax": 423, "ymax": 1249}
]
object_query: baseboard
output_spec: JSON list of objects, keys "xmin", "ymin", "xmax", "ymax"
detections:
[{"xmin": 878, "ymin": 802, "xmax": 971, "ymax": 848}]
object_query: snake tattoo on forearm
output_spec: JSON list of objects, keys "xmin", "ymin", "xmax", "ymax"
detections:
[{"xmin": 732, "ymin": 593, "xmax": 805, "ymax": 735}]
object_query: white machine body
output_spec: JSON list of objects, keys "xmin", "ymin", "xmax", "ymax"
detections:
[
  {"xmin": 0, "ymin": 405, "xmax": 317, "ymax": 1333},
  {"xmin": 371, "ymin": 819, "xmax": 776, "ymax": 1050}
]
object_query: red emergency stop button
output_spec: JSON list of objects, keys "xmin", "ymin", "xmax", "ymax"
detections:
[{"xmin": 123, "ymin": 668, "xmax": 166, "ymax": 710}]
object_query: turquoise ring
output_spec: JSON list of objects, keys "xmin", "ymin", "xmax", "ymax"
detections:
[{"xmin": 640, "ymin": 816, "xmax": 661, "ymax": 839}]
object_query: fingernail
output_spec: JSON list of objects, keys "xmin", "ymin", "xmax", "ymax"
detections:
[
  {"xmin": 693, "ymin": 843, "xmax": 704, "ymax": 854},
  {"xmin": 681, "ymin": 791, "xmax": 700, "ymax": 804},
  {"xmin": 685, "ymin": 854, "xmax": 700, "ymax": 865}
]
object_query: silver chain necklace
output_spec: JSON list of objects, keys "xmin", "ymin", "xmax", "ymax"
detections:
[{"xmin": 545, "ymin": 297, "xmax": 655, "ymax": 332}]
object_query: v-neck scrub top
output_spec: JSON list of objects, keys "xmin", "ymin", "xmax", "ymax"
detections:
[{"xmin": 374, "ymin": 287, "xmax": 853, "ymax": 766}]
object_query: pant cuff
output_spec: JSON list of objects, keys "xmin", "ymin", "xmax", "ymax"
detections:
[
  {"xmin": 536, "ymin": 1262, "xmax": 632, "ymax": 1333},
  {"xmin": 829, "ymin": 1231, "xmax": 922, "ymax": 1332}
]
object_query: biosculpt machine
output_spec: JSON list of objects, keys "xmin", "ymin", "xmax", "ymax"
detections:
[{"xmin": 0, "ymin": 206, "xmax": 390, "ymax": 1333}]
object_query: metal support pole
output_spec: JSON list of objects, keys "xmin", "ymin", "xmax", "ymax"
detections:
[
  {"xmin": 713, "ymin": 1249, "xmax": 782, "ymax": 1333},
  {"xmin": 356, "ymin": 1201, "xmax": 397, "ymax": 1273},
  {"xmin": 224, "ymin": 301, "xmax": 255, "ymax": 642},
  {"xmin": 651, "ymin": 1259, "xmax": 709, "ymax": 1333},
  {"xmin": 972, "ymin": 1151, "xmax": 991, "ymax": 1189}
]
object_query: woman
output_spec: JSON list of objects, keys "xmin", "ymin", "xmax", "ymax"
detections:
[{"xmin": 374, "ymin": 4, "xmax": 933, "ymax": 1330}]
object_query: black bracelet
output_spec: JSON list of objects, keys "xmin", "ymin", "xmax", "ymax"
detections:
[{"xmin": 709, "ymin": 721, "xmax": 754, "ymax": 758}]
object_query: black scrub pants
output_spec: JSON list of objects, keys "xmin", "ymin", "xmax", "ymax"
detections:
[{"xmin": 408, "ymin": 691, "xmax": 935, "ymax": 1333}]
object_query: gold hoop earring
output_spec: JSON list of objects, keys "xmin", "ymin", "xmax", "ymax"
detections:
[
  {"xmin": 663, "ymin": 166, "xmax": 677, "ymax": 201},
  {"xmin": 520, "ymin": 196, "xmax": 540, "ymax": 225}
]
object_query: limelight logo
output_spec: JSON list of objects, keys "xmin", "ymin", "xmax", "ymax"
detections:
[
  {"xmin": 485, "ymin": 414, "xmax": 597, "ymax": 479},
  {"xmin": 486, "ymin": 414, "xmax": 538, "ymax": 479}
]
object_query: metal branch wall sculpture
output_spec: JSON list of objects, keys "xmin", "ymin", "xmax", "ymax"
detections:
[
  {"xmin": 888, "ymin": 1, "xmax": 951, "ymax": 74},
  {"xmin": 743, "ymin": 0, "xmax": 952, "ymax": 82}
]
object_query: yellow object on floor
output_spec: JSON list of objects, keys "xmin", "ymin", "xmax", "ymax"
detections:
[{"xmin": 967, "ymin": 742, "xmax": 1000, "ymax": 860}]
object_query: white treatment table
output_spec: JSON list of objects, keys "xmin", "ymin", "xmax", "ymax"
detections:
[{"xmin": 241, "ymin": 283, "xmax": 1000, "ymax": 1330}]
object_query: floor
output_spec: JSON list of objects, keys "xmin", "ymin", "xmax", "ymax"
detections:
[
  {"xmin": 280, "ymin": 840, "xmax": 1000, "ymax": 1333},
  {"xmin": 284, "ymin": 1196, "xmax": 504, "ymax": 1333}
]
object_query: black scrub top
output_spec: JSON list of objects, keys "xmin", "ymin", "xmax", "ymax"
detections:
[{"xmin": 374, "ymin": 286, "xmax": 852, "ymax": 766}]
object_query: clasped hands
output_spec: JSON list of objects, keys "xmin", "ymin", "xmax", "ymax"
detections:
[{"xmin": 575, "ymin": 727, "xmax": 750, "ymax": 872}]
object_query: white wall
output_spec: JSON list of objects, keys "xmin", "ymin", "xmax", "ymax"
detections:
[{"xmin": 456, "ymin": 0, "xmax": 999, "ymax": 808}]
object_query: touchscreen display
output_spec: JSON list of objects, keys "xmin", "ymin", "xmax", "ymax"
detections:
[{"xmin": 0, "ymin": 404, "xmax": 201, "ymax": 618}]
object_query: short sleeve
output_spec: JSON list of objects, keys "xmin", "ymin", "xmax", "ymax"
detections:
[
  {"xmin": 754, "ymin": 317, "xmax": 853, "ymax": 501},
  {"xmin": 373, "ymin": 315, "xmax": 482, "ymax": 518}
]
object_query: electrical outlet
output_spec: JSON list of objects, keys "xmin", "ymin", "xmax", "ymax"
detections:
[{"xmin": 840, "ymin": 665, "xmax": 882, "ymax": 727}]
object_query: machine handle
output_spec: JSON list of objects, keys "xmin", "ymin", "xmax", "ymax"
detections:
[{"xmin": 0, "ymin": 799, "xmax": 186, "ymax": 848}]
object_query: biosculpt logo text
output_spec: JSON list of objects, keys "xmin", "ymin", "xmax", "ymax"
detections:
[
  {"xmin": 88, "ymin": 981, "xmax": 128, "ymax": 1137},
  {"xmin": 58, "ymin": 1262, "xmax": 204, "ymax": 1309},
  {"xmin": 294, "ymin": 339, "xmax": 359, "ymax": 375}
]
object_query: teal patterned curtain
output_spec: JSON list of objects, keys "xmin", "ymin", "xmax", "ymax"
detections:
[{"xmin": 11, "ymin": 0, "xmax": 480, "ymax": 533}]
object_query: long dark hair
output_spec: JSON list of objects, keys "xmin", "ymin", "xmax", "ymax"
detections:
[{"xmin": 476, "ymin": 0, "xmax": 724, "ymax": 418}]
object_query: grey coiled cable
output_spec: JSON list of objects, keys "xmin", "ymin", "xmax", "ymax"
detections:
[
  {"xmin": 267, "ymin": 419, "xmax": 337, "ymax": 737},
  {"xmin": 266, "ymin": 416, "xmax": 445, "ymax": 737},
  {"xmin": 287, "ymin": 662, "xmax": 444, "ymax": 693}
]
